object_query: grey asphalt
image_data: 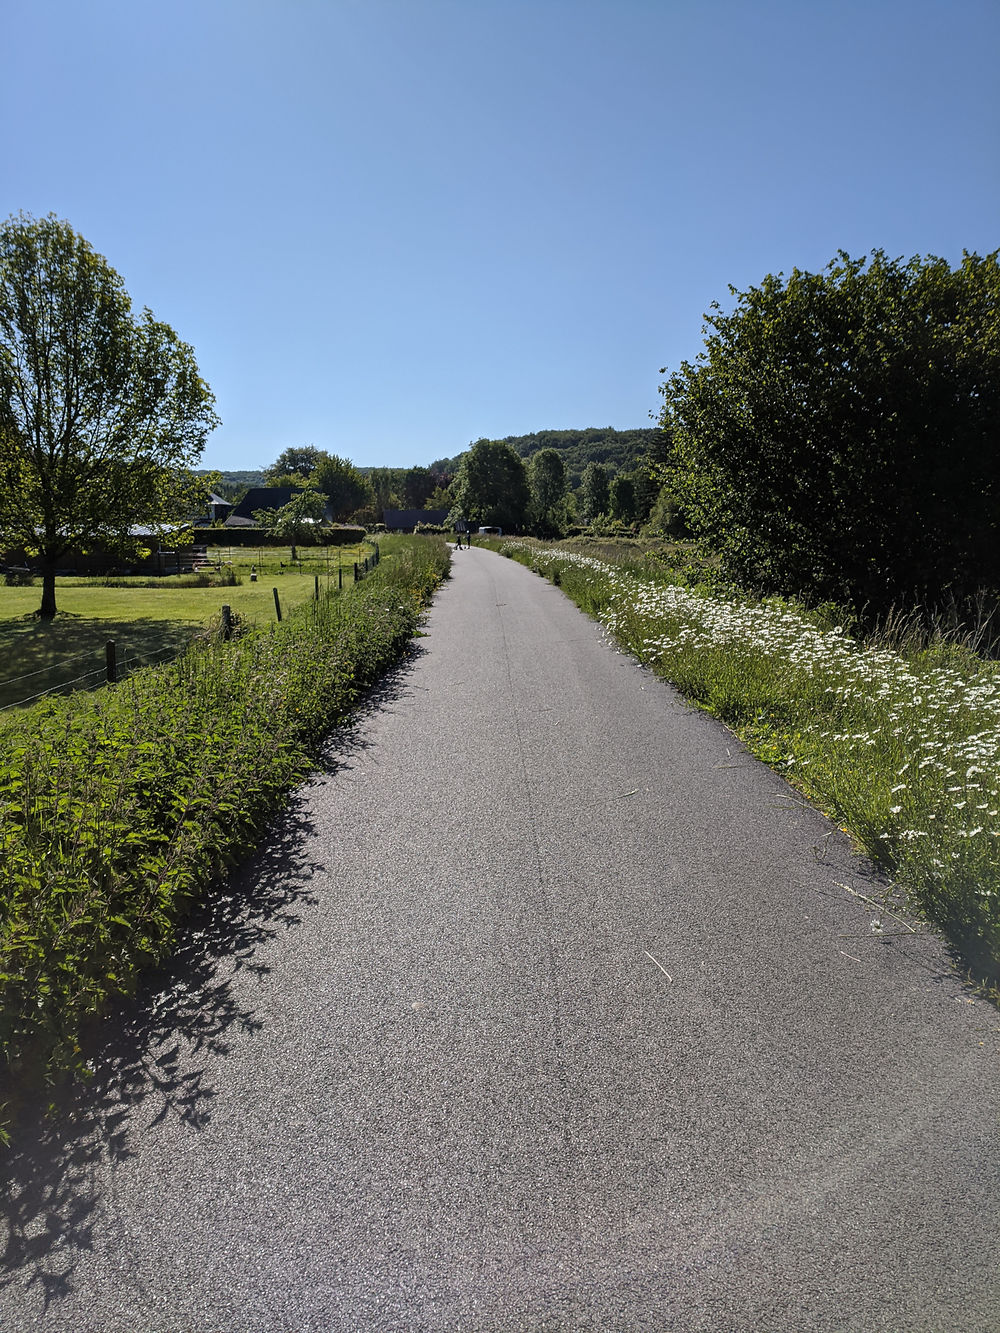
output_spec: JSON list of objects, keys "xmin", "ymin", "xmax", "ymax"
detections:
[{"xmin": 3, "ymin": 545, "xmax": 1000, "ymax": 1332}]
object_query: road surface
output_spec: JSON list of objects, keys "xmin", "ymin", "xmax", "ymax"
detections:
[{"xmin": 3, "ymin": 544, "xmax": 999, "ymax": 1331}]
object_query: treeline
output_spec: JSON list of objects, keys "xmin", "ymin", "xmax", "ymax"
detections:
[
  {"xmin": 206, "ymin": 426, "xmax": 670, "ymax": 537},
  {"xmin": 205, "ymin": 463, "xmax": 455, "ymax": 516},
  {"xmin": 444, "ymin": 432, "xmax": 672, "ymax": 537},
  {"xmin": 371, "ymin": 426, "xmax": 665, "ymax": 526},
  {"xmin": 205, "ymin": 470, "xmax": 265, "ymax": 498},
  {"xmin": 201, "ymin": 449, "xmax": 453, "ymax": 528},
  {"xmin": 456, "ymin": 427, "xmax": 661, "ymax": 488}
]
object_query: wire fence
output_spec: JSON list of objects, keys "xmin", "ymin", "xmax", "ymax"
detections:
[{"xmin": 0, "ymin": 640, "xmax": 188, "ymax": 712}]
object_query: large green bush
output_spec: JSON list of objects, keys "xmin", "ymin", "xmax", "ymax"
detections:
[{"xmin": 660, "ymin": 250, "xmax": 1000, "ymax": 610}]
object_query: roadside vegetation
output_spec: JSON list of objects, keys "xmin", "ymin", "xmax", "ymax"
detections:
[
  {"xmin": 0, "ymin": 535, "xmax": 450, "ymax": 1136},
  {"xmin": 479, "ymin": 250, "xmax": 1000, "ymax": 983},
  {"xmin": 498, "ymin": 538, "xmax": 1000, "ymax": 983}
]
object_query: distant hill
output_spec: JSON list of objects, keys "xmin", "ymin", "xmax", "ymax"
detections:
[
  {"xmin": 194, "ymin": 469, "xmax": 265, "ymax": 500},
  {"xmin": 432, "ymin": 427, "xmax": 665, "ymax": 487},
  {"xmin": 197, "ymin": 429, "xmax": 666, "ymax": 498}
]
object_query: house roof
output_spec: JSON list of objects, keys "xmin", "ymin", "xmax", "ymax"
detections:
[
  {"xmin": 228, "ymin": 487, "xmax": 298, "ymax": 521},
  {"xmin": 383, "ymin": 509, "xmax": 449, "ymax": 529}
]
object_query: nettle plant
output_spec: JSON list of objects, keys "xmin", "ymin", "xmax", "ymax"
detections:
[{"xmin": 0, "ymin": 535, "xmax": 450, "ymax": 1130}]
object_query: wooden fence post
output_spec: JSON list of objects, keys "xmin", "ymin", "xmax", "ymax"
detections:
[
  {"xmin": 106, "ymin": 640, "xmax": 117, "ymax": 684},
  {"xmin": 273, "ymin": 587, "xmax": 282, "ymax": 622},
  {"xmin": 314, "ymin": 574, "xmax": 320, "ymax": 600},
  {"xmin": 221, "ymin": 605, "xmax": 232, "ymax": 640}
]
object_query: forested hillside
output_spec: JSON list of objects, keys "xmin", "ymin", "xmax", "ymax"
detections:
[
  {"xmin": 433, "ymin": 427, "xmax": 662, "ymax": 487},
  {"xmin": 507, "ymin": 427, "xmax": 662, "ymax": 483},
  {"xmin": 195, "ymin": 469, "xmax": 265, "ymax": 500}
]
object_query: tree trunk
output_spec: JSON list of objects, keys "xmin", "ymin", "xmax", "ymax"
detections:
[{"xmin": 38, "ymin": 562, "xmax": 57, "ymax": 619}]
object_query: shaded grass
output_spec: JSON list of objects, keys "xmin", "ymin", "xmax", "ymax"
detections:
[{"xmin": 0, "ymin": 616, "xmax": 201, "ymax": 712}]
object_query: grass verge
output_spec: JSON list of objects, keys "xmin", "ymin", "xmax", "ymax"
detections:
[
  {"xmin": 498, "ymin": 539, "xmax": 1000, "ymax": 983},
  {"xmin": 0, "ymin": 536, "xmax": 449, "ymax": 1137}
]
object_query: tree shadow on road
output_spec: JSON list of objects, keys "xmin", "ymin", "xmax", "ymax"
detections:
[{"xmin": 0, "ymin": 649, "xmax": 425, "ymax": 1311}]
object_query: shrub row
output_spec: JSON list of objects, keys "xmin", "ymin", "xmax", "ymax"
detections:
[
  {"xmin": 193, "ymin": 525, "xmax": 367, "ymax": 547},
  {"xmin": 0, "ymin": 536, "xmax": 450, "ymax": 1131}
]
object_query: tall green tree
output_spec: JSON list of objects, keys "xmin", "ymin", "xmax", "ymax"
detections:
[
  {"xmin": 264, "ymin": 445, "xmax": 324, "ymax": 481},
  {"xmin": 253, "ymin": 482, "xmax": 329, "ymax": 545},
  {"xmin": 660, "ymin": 249, "xmax": 1000, "ymax": 608},
  {"xmin": 609, "ymin": 473, "xmax": 637, "ymax": 524},
  {"xmin": 633, "ymin": 428, "xmax": 672, "ymax": 522},
  {"xmin": 527, "ymin": 448, "xmax": 569, "ymax": 537},
  {"xmin": 368, "ymin": 467, "xmax": 405, "ymax": 517},
  {"xmin": 402, "ymin": 466, "xmax": 434, "ymax": 509},
  {"xmin": 0, "ymin": 213, "xmax": 219, "ymax": 617},
  {"xmin": 579, "ymin": 462, "xmax": 611, "ymax": 523},
  {"xmin": 312, "ymin": 453, "xmax": 372, "ymax": 520},
  {"xmin": 451, "ymin": 439, "xmax": 528, "ymax": 532},
  {"xmin": 424, "ymin": 481, "xmax": 454, "ymax": 511}
]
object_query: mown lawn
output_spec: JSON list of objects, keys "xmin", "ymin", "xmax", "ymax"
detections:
[{"xmin": 0, "ymin": 544, "xmax": 370, "ymax": 712}]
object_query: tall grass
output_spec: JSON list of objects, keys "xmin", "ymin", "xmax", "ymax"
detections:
[
  {"xmin": 501, "ymin": 540, "xmax": 1000, "ymax": 978},
  {"xmin": 0, "ymin": 536, "xmax": 449, "ymax": 1130}
]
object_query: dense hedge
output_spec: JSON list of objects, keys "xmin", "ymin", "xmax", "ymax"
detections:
[{"xmin": 192, "ymin": 525, "xmax": 367, "ymax": 548}]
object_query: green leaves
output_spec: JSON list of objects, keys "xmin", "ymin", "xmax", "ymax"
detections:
[
  {"xmin": 452, "ymin": 439, "xmax": 530, "ymax": 533},
  {"xmin": 0, "ymin": 212, "xmax": 219, "ymax": 618},
  {"xmin": 579, "ymin": 461, "xmax": 611, "ymax": 525},
  {"xmin": 253, "ymin": 482, "xmax": 330, "ymax": 541},
  {"xmin": 660, "ymin": 248, "xmax": 1000, "ymax": 611}
]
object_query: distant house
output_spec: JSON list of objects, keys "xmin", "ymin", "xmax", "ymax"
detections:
[
  {"xmin": 382, "ymin": 508, "xmax": 449, "ymax": 532},
  {"xmin": 188, "ymin": 492, "xmax": 233, "ymax": 525},
  {"xmin": 208, "ymin": 492, "xmax": 233, "ymax": 522}
]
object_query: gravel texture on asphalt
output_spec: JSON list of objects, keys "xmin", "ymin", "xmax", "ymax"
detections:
[{"xmin": 2, "ymin": 545, "xmax": 999, "ymax": 1332}]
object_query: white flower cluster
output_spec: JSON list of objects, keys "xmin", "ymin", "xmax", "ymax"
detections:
[{"xmin": 504, "ymin": 542, "xmax": 1000, "ymax": 866}]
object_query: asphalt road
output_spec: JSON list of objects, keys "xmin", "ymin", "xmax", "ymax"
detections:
[{"xmin": 3, "ymin": 545, "xmax": 1000, "ymax": 1332}]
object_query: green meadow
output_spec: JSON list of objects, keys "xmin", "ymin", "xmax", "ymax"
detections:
[{"xmin": 0, "ymin": 544, "xmax": 371, "ymax": 713}]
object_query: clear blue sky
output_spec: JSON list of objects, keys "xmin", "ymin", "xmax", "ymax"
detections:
[{"xmin": 6, "ymin": 0, "xmax": 998, "ymax": 472}]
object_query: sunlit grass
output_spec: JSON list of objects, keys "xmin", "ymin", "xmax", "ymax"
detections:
[{"xmin": 0, "ymin": 543, "xmax": 372, "ymax": 712}]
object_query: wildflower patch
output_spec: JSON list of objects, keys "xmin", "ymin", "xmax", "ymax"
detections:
[{"xmin": 501, "ymin": 540, "xmax": 1000, "ymax": 976}]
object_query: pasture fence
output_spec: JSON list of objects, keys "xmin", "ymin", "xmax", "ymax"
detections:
[{"xmin": 0, "ymin": 543, "xmax": 381, "ymax": 713}]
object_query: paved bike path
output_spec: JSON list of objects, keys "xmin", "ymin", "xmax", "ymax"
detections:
[{"xmin": 3, "ymin": 545, "xmax": 999, "ymax": 1331}]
